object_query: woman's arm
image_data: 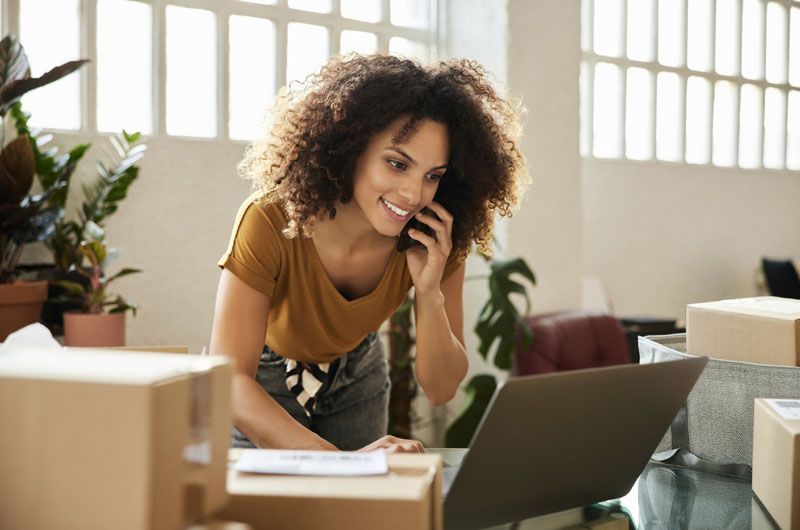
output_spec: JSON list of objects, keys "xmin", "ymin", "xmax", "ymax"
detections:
[
  {"xmin": 210, "ymin": 269, "xmax": 337, "ymax": 450},
  {"xmin": 413, "ymin": 261, "xmax": 469, "ymax": 405}
]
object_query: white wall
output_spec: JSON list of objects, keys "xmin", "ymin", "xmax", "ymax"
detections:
[
  {"xmin": 23, "ymin": 133, "xmax": 251, "ymax": 352},
  {"xmin": 583, "ymin": 159, "xmax": 800, "ymax": 322},
  {"xmin": 505, "ymin": 0, "xmax": 583, "ymax": 313}
]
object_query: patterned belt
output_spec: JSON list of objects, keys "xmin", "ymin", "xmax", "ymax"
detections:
[{"xmin": 285, "ymin": 360, "xmax": 330, "ymax": 417}]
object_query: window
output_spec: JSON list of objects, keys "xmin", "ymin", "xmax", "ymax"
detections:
[
  {"xmin": 582, "ymin": 0, "xmax": 800, "ymax": 171},
  {"xmin": 6, "ymin": 0, "xmax": 439, "ymax": 141}
]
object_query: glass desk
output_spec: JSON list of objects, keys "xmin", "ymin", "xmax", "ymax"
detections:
[
  {"xmin": 432, "ymin": 447, "xmax": 780, "ymax": 530},
  {"xmin": 599, "ymin": 462, "xmax": 777, "ymax": 530}
]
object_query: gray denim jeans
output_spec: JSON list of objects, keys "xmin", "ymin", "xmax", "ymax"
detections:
[{"xmin": 231, "ymin": 332, "xmax": 390, "ymax": 451}]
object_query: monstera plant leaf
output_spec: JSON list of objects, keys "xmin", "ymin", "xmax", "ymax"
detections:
[
  {"xmin": 444, "ymin": 374, "xmax": 498, "ymax": 448},
  {"xmin": 474, "ymin": 257, "xmax": 536, "ymax": 370},
  {"xmin": 0, "ymin": 35, "xmax": 89, "ymax": 116}
]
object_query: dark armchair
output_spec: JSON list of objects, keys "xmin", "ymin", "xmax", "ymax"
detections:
[
  {"xmin": 761, "ymin": 258, "xmax": 800, "ymax": 299},
  {"xmin": 515, "ymin": 310, "xmax": 630, "ymax": 376}
]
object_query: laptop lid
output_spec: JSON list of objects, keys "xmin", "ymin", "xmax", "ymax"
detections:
[{"xmin": 443, "ymin": 356, "xmax": 707, "ymax": 530}]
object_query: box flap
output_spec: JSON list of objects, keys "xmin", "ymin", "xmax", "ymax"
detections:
[
  {"xmin": 0, "ymin": 347, "xmax": 229, "ymax": 385},
  {"xmin": 688, "ymin": 297, "xmax": 800, "ymax": 321}
]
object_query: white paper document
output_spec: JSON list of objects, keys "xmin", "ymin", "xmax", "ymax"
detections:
[
  {"xmin": 766, "ymin": 399, "xmax": 800, "ymax": 420},
  {"xmin": 234, "ymin": 449, "xmax": 389, "ymax": 476}
]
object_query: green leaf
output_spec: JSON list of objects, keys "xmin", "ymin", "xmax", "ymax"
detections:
[
  {"xmin": 123, "ymin": 130, "xmax": 141, "ymax": 144},
  {"xmin": 444, "ymin": 374, "xmax": 498, "ymax": 448},
  {"xmin": 53, "ymin": 280, "xmax": 85, "ymax": 296},
  {"xmin": 490, "ymin": 257, "xmax": 536, "ymax": 285},
  {"xmin": 493, "ymin": 333, "xmax": 516, "ymax": 371}
]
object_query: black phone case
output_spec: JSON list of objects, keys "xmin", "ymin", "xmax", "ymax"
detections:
[{"xmin": 397, "ymin": 207, "xmax": 439, "ymax": 252}]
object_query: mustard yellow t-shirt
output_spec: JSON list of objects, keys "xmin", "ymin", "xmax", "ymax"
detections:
[{"xmin": 218, "ymin": 194, "xmax": 465, "ymax": 364}]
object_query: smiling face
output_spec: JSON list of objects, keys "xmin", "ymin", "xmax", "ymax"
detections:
[{"xmin": 349, "ymin": 116, "xmax": 450, "ymax": 238}]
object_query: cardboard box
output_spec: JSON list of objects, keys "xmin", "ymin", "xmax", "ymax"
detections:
[
  {"xmin": 0, "ymin": 346, "xmax": 233, "ymax": 530},
  {"xmin": 686, "ymin": 297, "xmax": 800, "ymax": 365},
  {"xmin": 752, "ymin": 398, "xmax": 800, "ymax": 530},
  {"xmin": 215, "ymin": 449, "xmax": 442, "ymax": 530}
]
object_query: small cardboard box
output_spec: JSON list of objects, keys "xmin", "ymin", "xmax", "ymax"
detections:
[
  {"xmin": 0, "ymin": 346, "xmax": 233, "ymax": 530},
  {"xmin": 686, "ymin": 297, "xmax": 800, "ymax": 365},
  {"xmin": 752, "ymin": 398, "xmax": 800, "ymax": 530},
  {"xmin": 216, "ymin": 449, "xmax": 443, "ymax": 530}
]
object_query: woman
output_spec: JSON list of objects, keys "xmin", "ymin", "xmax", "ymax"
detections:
[{"xmin": 210, "ymin": 53, "xmax": 529, "ymax": 452}]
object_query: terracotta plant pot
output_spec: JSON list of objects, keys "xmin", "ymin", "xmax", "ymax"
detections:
[
  {"xmin": 63, "ymin": 311, "xmax": 126, "ymax": 347},
  {"xmin": 0, "ymin": 280, "xmax": 49, "ymax": 341}
]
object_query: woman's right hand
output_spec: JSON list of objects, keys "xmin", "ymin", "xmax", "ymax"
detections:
[{"xmin": 357, "ymin": 435, "xmax": 425, "ymax": 453}]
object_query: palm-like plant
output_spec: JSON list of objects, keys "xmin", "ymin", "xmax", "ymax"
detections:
[{"xmin": 11, "ymin": 104, "xmax": 145, "ymax": 272}]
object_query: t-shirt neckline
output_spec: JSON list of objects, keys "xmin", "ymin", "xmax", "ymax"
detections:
[{"xmin": 304, "ymin": 236, "xmax": 402, "ymax": 305}]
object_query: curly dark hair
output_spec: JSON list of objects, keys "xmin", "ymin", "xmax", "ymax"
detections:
[{"xmin": 238, "ymin": 53, "xmax": 530, "ymax": 258}]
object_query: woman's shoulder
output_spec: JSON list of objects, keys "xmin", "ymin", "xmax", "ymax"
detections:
[{"xmin": 237, "ymin": 192, "xmax": 289, "ymax": 233}]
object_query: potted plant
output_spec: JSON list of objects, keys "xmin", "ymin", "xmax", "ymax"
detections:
[
  {"xmin": 10, "ymin": 102, "xmax": 145, "ymax": 335},
  {"xmin": 0, "ymin": 34, "xmax": 88, "ymax": 340},
  {"xmin": 54, "ymin": 221, "xmax": 140, "ymax": 347}
]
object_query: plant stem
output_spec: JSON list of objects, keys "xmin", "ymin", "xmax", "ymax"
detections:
[{"xmin": 387, "ymin": 296, "xmax": 415, "ymax": 439}]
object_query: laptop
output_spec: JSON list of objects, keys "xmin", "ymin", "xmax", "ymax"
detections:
[{"xmin": 430, "ymin": 356, "xmax": 707, "ymax": 530}]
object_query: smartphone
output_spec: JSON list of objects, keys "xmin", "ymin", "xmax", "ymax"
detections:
[{"xmin": 397, "ymin": 207, "xmax": 439, "ymax": 252}]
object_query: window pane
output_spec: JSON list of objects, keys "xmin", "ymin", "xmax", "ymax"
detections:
[
  {"xmin": 626, "ymin": 67, "xmax": 654, "ymax": 160},
  {"xmin": 166, "ymin": 6, "xmax": 216, "ymax": 138},
  {"xmin": 713, "ymin": 81, "xmax": 737, "ymax": 167},
  {"xmin": 287, "ymin": 23, "xmax": 329, "ymax": 87},
  {"xmin": 593, "ymin": 62, "xmax": 622, "ymax": 158},
  {"xmin": 657, "ymin": 72, "xmax": 683, "ymax": 161},
  {"xmin": 20, "ymin": 0, "xmax": 81, "ymax": 130},
  {"xmin": 342, "ymin": 0, "xmax": 381, "ymax": 23},
  {"xmin": 341, "ymin": 31, "xmax": 379, "ymax": 55},
  {"xmin": 766, "ymin": 2, "xmax": 788, "ymax": 84},
  {"xmin": 686, "ymin": 76, "xmax": 711, "ymax": 164},
  {"xmin": 788, "ymin": 91, "xmax": 800, "ymax": 170},
  {"xmin": 791, "ymin": 7, "xmax": 800, "ymax": 87},
  {"xmin": 742, "ymin": 0, "xmax": 765, "ymax": 80},
  {"xmin": 97, "ymin": 0, "xmax": 152, "ymax": 134},
  {"xmin": 764, "ymin": 88, "xmax": 787, "ymax": 169},
  {"xmin": 580, "ymin": 61, "xmax": 591, "ymax": 156},
  {"xmin": 658, "ymin": 0, "xmax": 685, "ymax": 67},
  {"xmin": 240, "ymin": 0, "xmax": 277, "ymax": 4},
  {"xmin": 230, "ymin": 16, "xmax": 276, "ymax": 141},
  {"xmin": 627, "ymin": 0, "xmax": 655, "ymax": 61},
  {"xmin": 715, "ymin": 0, "xmax": 739, "ymax": 76},
  {"xmin": 390, "ymin": 0, "xmax": 430, "ymax": 29},
  {"xmin": 389, "ymin": 37, "xmax": 429, "ymax": 61},
  {"xmin": 581, "ymin": 0, "xmax": 592, "ymax": 52},
  {"xmin": 594, "ymin": 0, "xmax": 623, "ymax": 57},
  {"xmin": 739, "ymin": 84, "xmax": 763, "ymax": 168},
  {"xmin": 288, "ymin": 0, "xmax": 332, "ymax": 14},
  {"xmin": 687, "ymin": 0, "xmax": 713, "ymax": 72}
]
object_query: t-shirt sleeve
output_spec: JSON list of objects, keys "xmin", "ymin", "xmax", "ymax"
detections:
[
  {"xmin": 442, "ymin": 250, "xmax": 467, "ymax": 281},
  {"xmin": 217, "ymin": 198, "xmax": 282, "ymax": 298}
]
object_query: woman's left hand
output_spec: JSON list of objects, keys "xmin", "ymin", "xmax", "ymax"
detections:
[{"xmin": 405, "ymin": 201, "xmax": 453, "ymax": 296}]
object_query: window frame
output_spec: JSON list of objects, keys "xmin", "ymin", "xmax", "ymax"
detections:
[
  {"xmin": 2, "ymin": 0, "xmax": 442, "ymax": 142},
  {"xmin": 581, "ymin": 0, "xmax": 800, "ymax": 172}
]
